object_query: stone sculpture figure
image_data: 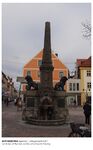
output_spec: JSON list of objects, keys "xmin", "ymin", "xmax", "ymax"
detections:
[
  {"xmin": 25, "ymin": 75, "xmax": 38, "ymax": 90},
  {"xmin": 54, "ymin": 76, "xmax": 68, "ymax": 91}
]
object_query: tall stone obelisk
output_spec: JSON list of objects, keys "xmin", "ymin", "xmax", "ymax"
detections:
[{"xmin": 40, "ymin": 22, "xmax": 54, "ymax": 91}]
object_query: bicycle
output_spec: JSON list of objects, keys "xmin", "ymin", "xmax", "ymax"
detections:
[{"xmin": 68, "ymin": 122, "xmax": 91, "ymax": 137}]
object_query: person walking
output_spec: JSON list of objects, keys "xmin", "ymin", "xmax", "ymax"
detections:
[
  {"xmin": 83, "ymin": 100, "xmax": 91, "ymax": 125},
  {"xmin": 16, "ymin": 97, "xmax": 22, "ymax": 111}
]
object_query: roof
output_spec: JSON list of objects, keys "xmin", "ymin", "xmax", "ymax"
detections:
[
  {"xmin": 76, "ymin": 59, "xmax": 86, "ymax": 66},
  {"xmin": 76, "ymin": 56, "xmax": 91, "ymax": 67},
  {"xmin": 24, "ymin": 50, "xmax": 68, "ymax": 70}
]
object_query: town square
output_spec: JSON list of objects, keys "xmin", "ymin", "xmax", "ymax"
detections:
[{"xmin": 2, "ymin": 2, "xmax": 91, "ymax": 141}]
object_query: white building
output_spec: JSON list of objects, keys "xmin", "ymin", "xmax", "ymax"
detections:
[{"xmin": 66, "ymin": 78, "xmax": 81, "ymax": 106}]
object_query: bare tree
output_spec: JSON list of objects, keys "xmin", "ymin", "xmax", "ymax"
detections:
[{"xmin": 81, "ymin": 21, "xmax": 91, "ymax": 39}]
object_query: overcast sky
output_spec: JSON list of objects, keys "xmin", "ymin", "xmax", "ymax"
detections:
[{"xmin": 2, "ymin": 3, "xmax": 91, "ymax": 89}]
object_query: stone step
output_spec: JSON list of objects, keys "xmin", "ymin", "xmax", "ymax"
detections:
[{"xmin": 25, "ymin": 118, "xmax": 66, "ymax": 126}]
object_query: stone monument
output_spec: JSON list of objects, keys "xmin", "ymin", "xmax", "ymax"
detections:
[
  {"xmin": 21, "ymin": 22, "xmax": 68, "ymax": 125},
  {"xmin": 40, "ymin": 22, "xmax": 54, "ymax": 91}
]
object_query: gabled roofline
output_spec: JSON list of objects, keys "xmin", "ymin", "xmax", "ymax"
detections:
[
  {"xmin": 24, "ymin": 49, "xmax": 43, "ymax": 68},
  {"xmin": 24, "ymin": 49, "xmax": 69, "ymax": 71}
]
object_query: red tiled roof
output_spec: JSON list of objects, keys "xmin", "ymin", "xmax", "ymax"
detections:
[
  {"xmin": 76, "ymin": 59, "xmax": 86, "ymax": 66},
  {"xmin": 76, "ymin": 57, "xmax": 91, "ymax": 67}
]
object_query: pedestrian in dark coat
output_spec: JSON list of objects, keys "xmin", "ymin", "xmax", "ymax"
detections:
[{"xmin": 83, "ymin": 101, "xmax": 91, "ymax": 125}]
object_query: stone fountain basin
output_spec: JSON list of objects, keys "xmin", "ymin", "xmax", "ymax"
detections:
[{"xmin": 25, "ymin": 117, "xmax": 67, "ymax": 126}]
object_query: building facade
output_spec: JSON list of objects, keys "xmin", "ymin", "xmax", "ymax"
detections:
[
  {"xmin": 21, "ymin": 50, "xmax": 91, "ymax": 106},
  {"xmin": 66, "ymin": 78, "xmax": 81, "ymax": 106},
  {"xmin": 76, "ymin": 57, "xmax": 91, "ymax": 105},
  {"xmin": 2, "ymin": 72, "xmax": 17, "ymax": 100},
  {"xmin": 22, "ymin": 50, "xmax": 69, "ymax": 91}
]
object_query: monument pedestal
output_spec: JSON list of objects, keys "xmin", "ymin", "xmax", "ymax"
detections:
[{"xmin": 22, "ymin": 90, "xmax": 68, "ymax": 126}]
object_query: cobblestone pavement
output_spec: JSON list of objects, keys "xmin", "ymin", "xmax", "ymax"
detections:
[{"xmin": 2, "ymin": 102, "xmax": 86, "ymax": 137}]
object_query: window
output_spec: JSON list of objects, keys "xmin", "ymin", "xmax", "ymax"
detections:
[
  {"xmin": 59, "ymin": 71, "xmax": 64, "ymax": 79},
  {"xmin": 87, "ymin": 70, "xmax": 91, "ymax": 76},
  {"xmin": 87, "ymin": 82, "xmax": 91, "ymax": 89},
  {"xmin": 69, "ymin": 83, "xmax": 72, "ymax": 91},
  {"xmin": 77, "ymin": 83, "xmax": 79, "ymax": 91},
  {"xmin": 73, "ymin": 83, "xmax": 75, "ymax": 91},
  {"xmin": 27, "ymin": 70, "xmax": 31, "ymax": 76},
  {"xmin": 38, "ymin": 60, "xmax": 42, "ymax": 67}
]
